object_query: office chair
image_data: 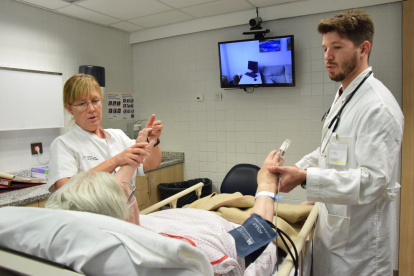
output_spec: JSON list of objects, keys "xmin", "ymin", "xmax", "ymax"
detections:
[
  {"xmin": 220, "ymin": 164, "xmax": 260, "ymax": 196},
  {"xmin": 233, "ymin": 74, "xmax": 241, "ymax": 85}
]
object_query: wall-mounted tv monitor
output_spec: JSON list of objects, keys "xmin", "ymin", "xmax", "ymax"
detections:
[{"xmin": 218, "ymin": 35, "xmax": 295, "ymax": 88}]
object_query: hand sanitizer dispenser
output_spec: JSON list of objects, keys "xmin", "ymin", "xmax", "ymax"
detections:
[{"xmin": 127, "ymin": 123, "xmax": 141, "ymax": 139}]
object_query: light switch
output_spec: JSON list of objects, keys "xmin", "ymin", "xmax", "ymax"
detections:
[{"xmin": 214, "ymin": 92, "xmax": 222, "ymax": 101}]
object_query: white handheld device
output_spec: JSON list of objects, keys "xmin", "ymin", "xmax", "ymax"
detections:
[{"xmin": 279, "ymin": 139, "xmax": 291, "ymax": 156}]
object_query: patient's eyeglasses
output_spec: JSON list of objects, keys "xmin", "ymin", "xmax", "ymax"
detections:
[
  {"xmin": 122, "ymin": 181, "xmax": 136, "ymax": 206},
  {"xmin": 72, "ymin": 99, "xmax": 103, "ymax": 111}
]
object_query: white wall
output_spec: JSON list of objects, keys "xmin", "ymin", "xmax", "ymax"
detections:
[
  {"xmin": 132, "ymin": 3, "xmax": 402, "ymax": 268},
  {"xmin": 0, "ymin": 0, "xmax": 134, "ymax": 172}
]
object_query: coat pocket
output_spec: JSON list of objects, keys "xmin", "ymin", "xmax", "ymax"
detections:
[{"xmin": 316, "ymin": 204, "xmax": 350, "ymax": 256}]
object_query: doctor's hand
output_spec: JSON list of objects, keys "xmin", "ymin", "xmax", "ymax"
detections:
[
  {"xmin": 267, "ymin": 165, "xmax": 306, "ymax": 193},
  {"xmin": 146, "ymin": 114, "xmax": 163, "ymax": 141}
]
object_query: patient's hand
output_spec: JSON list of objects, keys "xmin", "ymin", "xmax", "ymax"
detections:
[
  {"xmin": 146, "ymin": 114, "xmax": 163, "ymax": 141},
  {"xmin": 257, "ymin": 150, "xmax": 284, "ymax": 191},
  {"xmin": 251, "ymin": 150, "xmax": 284, "ymax": 220},
  {"xmin": 136, "ymin": 128, "xmax": 156, "ymax": 157}
]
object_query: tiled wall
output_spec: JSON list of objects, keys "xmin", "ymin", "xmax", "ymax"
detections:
[
  {"xmin": 133, "ymin": 3, "xmax": 402, "ymax": 268},
  {"xmin": 133, "ymin": 3, "xmax": 402, "ymax": 196},
  {"xmin": 0, "ymin": 0, "xmax": 134, "ymax": 172}
]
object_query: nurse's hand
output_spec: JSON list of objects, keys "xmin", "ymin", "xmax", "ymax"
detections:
[
  {"xmin": 114, "ymin": 143, "xmax": 151, "ymax": 168},
  {"xmin": 267, "ymin": 165, "xmax": 306, "ymax": 193},
  {"xmin": 115, "ymin": 127, "xmax": 156, "ymax": 168},
  {"xmin": 146, "ymin": 114, "xmax": 163, "ymax": 141}
]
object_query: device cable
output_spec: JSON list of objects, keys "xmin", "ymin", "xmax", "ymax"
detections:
[{"xmin": 265, "ymin": 220, "xmax": 299, "ymax": 276}]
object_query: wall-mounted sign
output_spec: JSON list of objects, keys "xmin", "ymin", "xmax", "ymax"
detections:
[{"xmin": 107, "ymin": 93, "xmax": 134, "ymax": 120}]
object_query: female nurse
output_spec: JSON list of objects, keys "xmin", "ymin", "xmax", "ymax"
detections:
[{"xmin": 47, "ymin": 73, "xmax": 163, "ymax": 192}]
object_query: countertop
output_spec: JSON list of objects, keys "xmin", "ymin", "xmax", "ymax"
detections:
[{"xmin": 0, "ymin": 151, "xmax": 184, "ymax": 208}]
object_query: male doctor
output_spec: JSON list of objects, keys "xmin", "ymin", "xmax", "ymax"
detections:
[{"xmin": 268, "ymin": 9, "xmax": 404, "ymax": 275}]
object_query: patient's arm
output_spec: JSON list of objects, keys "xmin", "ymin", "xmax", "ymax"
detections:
[
  {"xmin": 113, "ymin": 129, "xmax": 156, "ymax": 226},
  {"xmin": 250, "ymin": 150, "xmax": 283, "ymax": 222},
  {"xmin": 114, "ymin": 128, "xmax": 156, "ymax": 183},
  {"xmin": 114, "ymin": 165, "xmax": 141, "ymax": 226}
]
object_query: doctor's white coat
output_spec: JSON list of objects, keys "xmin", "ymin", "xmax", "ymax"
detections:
[{"xmin": 296, "ymin": 68, "xmax": 404, "ymax": 276}]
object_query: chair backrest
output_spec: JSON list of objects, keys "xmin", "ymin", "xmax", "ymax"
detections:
[
  {"xmin": 233, "ymin": 74, "xmax": 241, "ymax": 84},
  {"xmin": 220, "ymin": 164, "xmax": 260, "ymax": 196}
]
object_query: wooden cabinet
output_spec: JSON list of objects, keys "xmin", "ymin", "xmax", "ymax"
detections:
[
  {"xmin": 20, "ymin": 198, "xmax": 47, "ymax": 207},
  {"xmin": 17, "ymin": 164, "xmax": 184, "ymax": 211},
  {"xmin": 135, "ymin": 163, "xmax": 184, "ymax": 210}
]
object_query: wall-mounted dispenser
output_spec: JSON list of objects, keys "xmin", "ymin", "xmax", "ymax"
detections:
[{"xmin": 127, "ymin": 123, "xmax": 141, "ymax": 139}]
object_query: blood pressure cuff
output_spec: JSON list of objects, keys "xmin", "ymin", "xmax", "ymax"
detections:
[{"xmin": 228, "ymin": 214, "xmax": 277, "ymax": 266}]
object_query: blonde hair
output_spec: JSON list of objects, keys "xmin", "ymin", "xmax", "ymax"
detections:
[
  {"xmin": 63, "ymin": 74, "xmax": 102, "ymax": 105},
  {"xmin": 45, "ymin": 171, "xmax": 130, "ymax": 220}
]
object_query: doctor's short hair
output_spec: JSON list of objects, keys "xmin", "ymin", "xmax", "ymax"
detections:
[
  {"xmin": 45, "ymin": 171, "xmax": 130, "ymax": 221},
  {"xmin": 317, "ymin": 9, "xmax": 374, "ymax": 48},
  {"xmin": 63, "ymin": 74, "xmax": 102, "ymax": 105}
]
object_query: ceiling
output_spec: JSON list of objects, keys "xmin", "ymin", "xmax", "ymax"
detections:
[{"xmin": 15, "ymin": 0, "xmax": 300, "ymax": 33}]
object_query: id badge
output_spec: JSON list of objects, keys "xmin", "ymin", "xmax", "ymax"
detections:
[
  {"xmin": 228, "ymin": 214, "xmax": 277, "ymax": 258},
  {"xmin": 328, "ymin": 143, "xmax": 348, "ymax": 166}
]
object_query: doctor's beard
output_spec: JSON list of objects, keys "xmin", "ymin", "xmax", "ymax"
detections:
[{"xmin": 328, "ymin": 51, "xmax": 358, "ymax": 82}]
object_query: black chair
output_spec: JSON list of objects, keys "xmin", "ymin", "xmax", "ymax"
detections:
[{"xmin": 220, "ymin": 164, "xmax": 260, "ymax": 196}]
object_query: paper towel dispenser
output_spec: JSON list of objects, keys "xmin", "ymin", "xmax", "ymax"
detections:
[{"xmin": 78, "ymin": 65, "xmax": 105, "ymax": 87}]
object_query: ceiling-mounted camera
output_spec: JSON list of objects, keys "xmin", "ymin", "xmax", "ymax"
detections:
[
  {"xmin": 249, "ymin": 17, "xmax": 262, "ymax": 29},
  {"xmin": 243, "ymin": 8, "xmax": 270, "ymax": 39}
]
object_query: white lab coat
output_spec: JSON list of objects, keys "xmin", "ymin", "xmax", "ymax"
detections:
[
  {"xmin": 47, "ymin": 124, "xmax": 137, "ymax": 192},
  {"xmin": 296, "ymin": 68, "xmax": 404, "ymax": 276}
]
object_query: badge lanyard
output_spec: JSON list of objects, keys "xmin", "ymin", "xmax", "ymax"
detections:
[{"xmin": 319, "ymin": 70, "xmax": 373, "ymax": 156}]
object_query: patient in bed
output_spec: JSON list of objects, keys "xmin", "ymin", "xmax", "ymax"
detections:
[{"xmin": 44, "ymin": 146, "xmax": 283, "ymax": 276}]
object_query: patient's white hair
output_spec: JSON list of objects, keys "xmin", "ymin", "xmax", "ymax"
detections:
[{"xmin": 45, "ymin": 171, "xmax": 130, "ymax": 220}]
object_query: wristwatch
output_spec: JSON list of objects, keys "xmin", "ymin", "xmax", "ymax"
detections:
[
  {"xmin": 147, "ymin": 138, "xmax": 161, "ymax": 147},
  {"xmin": 301, "ymin": 178, "xmax": 306, "ymax": 189},
  {"xmin": 301, "ymin": 169, "xmax": 307, "ymax": 189}
]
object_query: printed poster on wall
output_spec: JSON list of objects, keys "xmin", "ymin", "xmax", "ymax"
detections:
[{"xmin": 107, "ymin": 93, "xmax": 135, "ymax": 121}]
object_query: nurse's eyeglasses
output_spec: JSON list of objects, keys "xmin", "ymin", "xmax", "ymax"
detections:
[
  {"xmin": 122, "ymin": 181, "xmax": 137, "ymax": 206},
  {"xmin": 72, "ymin": 99, "xmax": 103, "ymax": 111}
]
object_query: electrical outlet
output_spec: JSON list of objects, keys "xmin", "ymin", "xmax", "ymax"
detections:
[
  {"xmin": 214, "ymin": 92, "xmax": 222, "ymax": 101},
  {"xmin": 196, "ymin": 94, "xmax": 204, "ymax": 102},
  {"xmin": 31, "ymin": 142, "xmax": 43, "ymax": 155}
]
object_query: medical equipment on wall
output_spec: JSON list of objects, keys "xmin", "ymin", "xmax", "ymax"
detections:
[
  {"xmin": 320, "ymin": 70, "xmax": 372, "ymax": 155},
  {"xmin": 127, "ymin": 123, "xmax": 141, "ymax": 139}
]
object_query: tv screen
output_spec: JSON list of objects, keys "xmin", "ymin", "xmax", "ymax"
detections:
[{"xmin": 218, "ymin": 35, "xmax": 295, "ymax": 88}]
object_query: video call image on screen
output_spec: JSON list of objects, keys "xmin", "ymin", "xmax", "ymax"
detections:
[{"xmin": 218, "ymin": 36, "xmax": 294, "ymax": 88}]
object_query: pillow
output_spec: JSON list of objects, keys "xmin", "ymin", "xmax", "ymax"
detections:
[{"xmin": 0, "ymin": 207, "xmax": 212, "ymax": 276}]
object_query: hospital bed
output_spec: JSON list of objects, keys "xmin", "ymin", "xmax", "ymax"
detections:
[{"xmin": 0, "ymin": 183, "xmax": 318, "ymax": 276}]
